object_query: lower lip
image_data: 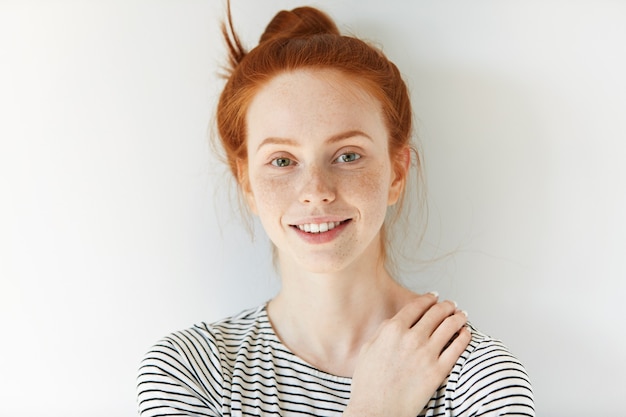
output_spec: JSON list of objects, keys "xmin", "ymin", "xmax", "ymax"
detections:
[{"xmin": 291, "ymin": 220, "xmax": 351, "ymax": 244}]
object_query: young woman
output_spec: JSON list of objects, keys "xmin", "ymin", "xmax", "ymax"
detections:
[{"xmin": 137, "ymin": 4, "xmax": 534, "ymax": 416}]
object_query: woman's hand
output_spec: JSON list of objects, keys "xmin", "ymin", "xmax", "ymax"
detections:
[{"xmin": 344, "ymin": 293, "xmax": 471, "ymax": 417}]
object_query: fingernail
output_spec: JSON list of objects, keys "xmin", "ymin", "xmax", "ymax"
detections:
[
  {"xmin": 461, "ymin": 310, "xmax": 469, "ymax": 318},
  {"xmin": 427, "ymin": 291, "xmax": 439, "ymax": 298}
]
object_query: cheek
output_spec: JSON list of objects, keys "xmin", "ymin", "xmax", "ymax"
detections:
[
  {"xmin": 348, "ymin": 164, "xmax": 393, "ymax": 213},
  {"xmin": 247, "ymin": 162, "xmax": 393, "ymax": 219},
  {"xmin": 248, "ymin": 174, "xmax": 292, "ymax": 217}
]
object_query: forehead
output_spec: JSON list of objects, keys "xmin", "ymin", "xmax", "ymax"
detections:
[{"xmin": 245, "ymin": 69, "xmax": 387, "ymax": 146}]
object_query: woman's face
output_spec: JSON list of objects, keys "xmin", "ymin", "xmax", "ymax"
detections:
[{"xmin": 244, "ymin": 69, "xmax": 405, "ymax": 274}]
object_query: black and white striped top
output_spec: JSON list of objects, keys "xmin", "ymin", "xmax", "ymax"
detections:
[{"xmin": 137, "ymin": 305, "xmax": 534, "ymax": 416}]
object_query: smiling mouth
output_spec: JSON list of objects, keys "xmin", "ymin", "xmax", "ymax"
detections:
[{"xmin": 292, "ymin": 219, "xmax": 351, "ymax": 234}]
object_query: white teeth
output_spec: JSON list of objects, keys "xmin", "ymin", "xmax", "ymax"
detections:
[{"xmin": 297, "ymin": 221, "xmax": 342, "ymax": 234}]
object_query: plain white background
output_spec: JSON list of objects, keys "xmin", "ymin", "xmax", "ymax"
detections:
[{"xmin": 1, "ymin": 0, "xmax": 625, "ymax": 415}]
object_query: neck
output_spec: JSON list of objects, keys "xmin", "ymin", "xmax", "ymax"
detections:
[{"xmin": 267, "ymin": 249, "xmax": 415, "ymax": 376}]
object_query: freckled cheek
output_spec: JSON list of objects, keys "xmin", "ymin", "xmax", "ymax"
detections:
[
  {"xmin": 248, "ymin": 166, "xmax": 391, "ymax": 220},
  {"xmin": 347, "ymin": 168, "xmax": 392, "ymax": 210},
  {"xmin": 249, "ymin": 175, "xmax": 294, "ymax": 218}
]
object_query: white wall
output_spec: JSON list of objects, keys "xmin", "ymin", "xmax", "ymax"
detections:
[{"xmin": 1, "ymin": 0, "xmax": 624, "ymax": 415}]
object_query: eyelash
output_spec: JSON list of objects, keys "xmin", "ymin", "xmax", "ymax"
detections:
[
  {"xmin": 269, "ymin": 152, "xmax": 362, "ymax": 168},
  {"xmin": 335, "ymin": 152, "xmax": 361, "ymax": 163},
  {"xmin": 270, "ymin": 157, "xmax": 293, "ymax": 168}
]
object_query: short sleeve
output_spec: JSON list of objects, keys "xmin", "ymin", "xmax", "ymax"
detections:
[
  {"xmin": 451, "ymin": 333, "xmax": 535, "ymax": 416},
  {"xmin": 136, "ymin": 328, "xmax": 224, "ymax": 416}
]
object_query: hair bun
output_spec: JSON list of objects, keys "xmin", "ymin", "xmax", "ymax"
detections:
[{"xmin": 260, "ymin": 7, "xmax": 340, "ymax": 44}]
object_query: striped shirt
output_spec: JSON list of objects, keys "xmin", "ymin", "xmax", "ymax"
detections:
[{"xmin": 137, "ymin": 304, "xmax": 534, "ymax": 416}]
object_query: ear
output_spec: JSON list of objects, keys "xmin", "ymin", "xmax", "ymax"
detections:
[
  {"xmin": 237, "ymin": 159, "xmax": 258, "ymax": 214},
  {"xmin": 387, "ymin": 146, "xmax": 410, "ymax": 206}
]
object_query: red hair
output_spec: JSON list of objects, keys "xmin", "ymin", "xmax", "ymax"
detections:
[{"xmin": 216, "ymin": 3, "xmax": 422, "ymax": 267}]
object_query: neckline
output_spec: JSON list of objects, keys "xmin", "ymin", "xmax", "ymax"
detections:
[{"xmin": 259, "ymin": 303, "xmax": 353, "ymax": 384}]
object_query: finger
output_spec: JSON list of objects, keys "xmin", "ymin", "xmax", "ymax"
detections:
[
  {"xmin": 430, "ymin": 310, "xmax": 468, "ymax": 351},
  {"xmin": 410, "ymin": 300, "xmax": 458, "ymax": 336},
  {"xmin": 391, "ymin": 293, "xmax": 439, "ymax": 328},
  {"xmin": 438, "ymin": 325, "xmax": 472, "ymax": 366}
]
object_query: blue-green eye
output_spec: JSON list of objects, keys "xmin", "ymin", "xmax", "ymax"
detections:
[
  {"xmin": 271, "ymin": 157, "xmax": 293, "ymax": 167},
  {"xmin": 336, "ymin": 152, "xmax": 361, "ymax": 163}
]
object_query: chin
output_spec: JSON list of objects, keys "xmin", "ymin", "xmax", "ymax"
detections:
[
  {"xmin": 276, "ymin": 236, "xmax": 384, "ymax": 276},
  {"xmin": 292, "ymin": 250, "xmax": 373, "ymax": 276},
  {"xmin": 276, "ymin": 250, "xmax": 347, "ymax": 275}
]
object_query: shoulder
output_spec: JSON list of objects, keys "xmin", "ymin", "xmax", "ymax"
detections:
[
  {"xmin": 445, "ymin": 323, "xmax": 535, "ymax": 416},
  {"xmin": 168, "ymin": 304, "xmax": 273, "ymax": 349},
  {"xmin": 136, "ymin": 305, "xmax": 268, "ymax": 416},
  {"xmin": 149, "ymin": 304, "xmax": 267, "ymax": 360}
]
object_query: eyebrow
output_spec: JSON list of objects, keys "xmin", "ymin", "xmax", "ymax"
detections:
[{"xmin": 256, "ymin": 130, "xmax": 373, "ymax": 152}]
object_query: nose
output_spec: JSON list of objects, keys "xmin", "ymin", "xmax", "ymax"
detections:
[{"xmin": 299, "ymin": 165, "xmax": 336, "ymax": 205}]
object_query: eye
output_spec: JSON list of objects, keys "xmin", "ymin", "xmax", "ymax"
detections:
[
  {"xmin": 335, "ymin": 152, "xmax": 361, "ymax": 163},
  {"xmin": 270, "ymin": 157, "xmax": 294, "ymax": 167}
]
